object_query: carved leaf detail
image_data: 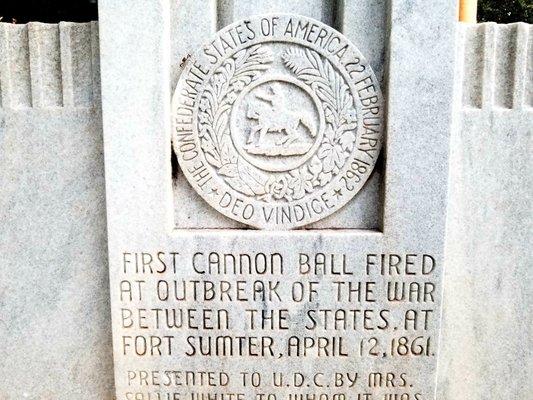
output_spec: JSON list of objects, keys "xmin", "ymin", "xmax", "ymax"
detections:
[
  {"xmin": 281, "ymin": 46, "xmax": 359, "ymax": 191},
  {"xmin": 198, "ymin": 44, "xmax": 275, "ymax": 199},
  {"xmin": 205, "ymin": 152, "xmax": 222, "ymax": 169},
  {"xmin": 225, "ymin": 177, "xmax": 256, "ymax": 196},
  {"xmin": 218, "ymin": 163, "xmax": 239, "ymax": 178},
  {"xmin": 339, "ymin": 131, "xmax": 356, "ymax": 152},
  {"xmin": 238, "ymin": 160, "xmax": 269, "ymax": 196}
]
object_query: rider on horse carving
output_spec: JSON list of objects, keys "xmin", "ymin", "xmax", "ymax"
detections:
[{"xmin": 246, "ymin": 83, "xmax": 316, "ymax": 149}]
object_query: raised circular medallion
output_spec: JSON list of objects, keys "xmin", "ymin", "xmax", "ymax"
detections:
[{"xmin": 172, "ymin": 14, "xmax": 384, "ymax": 229}]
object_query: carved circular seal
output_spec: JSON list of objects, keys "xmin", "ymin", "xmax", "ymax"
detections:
[{"xmin": 172, "ymin": 14, "xmax": 384, "ymax": 229}]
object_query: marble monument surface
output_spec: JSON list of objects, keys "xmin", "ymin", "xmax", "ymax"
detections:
[
  {"xmin": 0, "ymin": 1, "xmax": 531, "ymax": 400},
  {"xmin": 100, "ymin": 1, "xmax": 456, "ymax": 399}
]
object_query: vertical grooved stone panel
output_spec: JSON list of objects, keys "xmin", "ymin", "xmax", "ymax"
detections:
[
  {"xmin": 462, "ymin": 24, "xmax": 484, "ymax": 108},
  {"xmin": 90, "ymin": 22, "xmax": 101, "ymax": 106},
  {"xmin": 480, "ymin": 23, "xmax": 496, "ymax": 108},
  {"xmin": 494, "ymin": 24, "xmax": 517, "ymax": 108},
  {"xmin": 0, "ymin": 24, "xmax": 32, "ymax": 108},
  {"xmin": 460, "ymin": 22, "xmax": 532, "ymax": 110},
  {"xmin": 454, "ymin": 23, "xmax": 466, "ymax": 110},
  {"xmin": 60, "ymin": 22, "xmax": 94, "ymax": 107},
  {"xmin": 512, "ymin": 23, "xmax": 530, "ymax": 109},
  {"xmin": 28, "ymin": 22, "xmax": 63, "ymax": 108},
  {"xmin": 526, "ymin": 24, "xmax": 533, "ymax": 107},
  {"xmin": 0, "ymin": 26, "xmax": 5, "ymax": 108},
  {"xmin": 0, "ymin": 22, "xmax": 99, "ymax": 110},
  {"xmin": 461, "ymin": 24, "xmax": 492, "ymax": 109}
]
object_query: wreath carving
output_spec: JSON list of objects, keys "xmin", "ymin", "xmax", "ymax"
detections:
[{"xmin": 198, "ymin": 45, "xmax": 358, "ymax": 202}]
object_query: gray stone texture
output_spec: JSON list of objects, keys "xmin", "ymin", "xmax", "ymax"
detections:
[
  {"xmin": 0, "ymin": 22, "xmax": 114, "ymax": 399},
  {"xmin": 438, "ymin": 22, "xmax": 533, "ymax": 400},
  {"xmin": 0, "ymin": 5, "xmax": 531, "ymax": 400},
  {"xmin": 101, "ymin": 0, "xmax": 455, "ymax": 398}
]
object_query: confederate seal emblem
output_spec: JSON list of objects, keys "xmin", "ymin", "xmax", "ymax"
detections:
[{"xmin": 172, "ymin": 14, "xmax": 384, "ymax": 229}]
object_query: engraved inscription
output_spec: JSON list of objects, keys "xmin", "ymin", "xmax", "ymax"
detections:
[{"xmin": 116, "ymin": 250, "xmax": 439, "ymax": 400}]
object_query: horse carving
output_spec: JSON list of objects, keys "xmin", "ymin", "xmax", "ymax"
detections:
[{"xmin": 246, "ymin": 84, "xmax": 316, "ymax": 151}]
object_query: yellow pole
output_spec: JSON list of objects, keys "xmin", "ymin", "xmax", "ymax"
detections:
[{"xmin": 459, "ymin": 0, "xmax": 478, "ymax": 23}]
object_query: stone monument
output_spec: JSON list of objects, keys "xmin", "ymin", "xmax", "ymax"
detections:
[
  {"xmin": 0, "ymin": 1, "xmax": 530, "ymax": 400},
  {"xmin": 100, "ymin": 1, "xmax": 456, "ymax": 399}
]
